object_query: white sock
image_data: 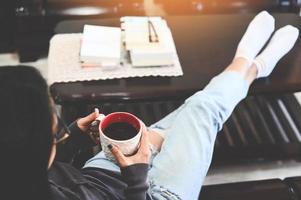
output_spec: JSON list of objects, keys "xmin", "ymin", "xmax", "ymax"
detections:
[
  {"xmin": 254, "ymin": 25, "xmax": 299, "ymax": 78},
  {"xmin": 234, "ymin": 11, "xmax": 275, "ymax": 65}
]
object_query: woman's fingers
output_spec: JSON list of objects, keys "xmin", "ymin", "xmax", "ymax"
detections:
[
  {"xmin": 89, "ymin": 131, "xmax": 100, "ymax": 144},
  {"xmin": 77, "ymin": 108, "xmax": 100, "ymax": 131},
  {"xmin": 133, "ymin": 126, "xmax": 151, "ymax": 165},
  {"xmin": 108, "ymin": 144, "xmax": 128, "ymax": 167},
  {"xmin": 139, "ymin": 125, "xmax": 150, "ymax": 154}
]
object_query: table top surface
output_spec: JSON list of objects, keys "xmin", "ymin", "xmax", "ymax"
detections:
[{"xmin": 51, "ymin": 13, "xmax": 301, "ymax": 104}]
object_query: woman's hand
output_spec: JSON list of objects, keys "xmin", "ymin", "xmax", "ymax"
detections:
[
  {"xmin": 77, "ymin": 108, "xmax": 100, "ymax": 143},
  {"xmin": 109, "ymin": 125, "xmax": 151, "ymax": 168}
]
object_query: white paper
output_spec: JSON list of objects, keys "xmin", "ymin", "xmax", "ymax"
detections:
[{"xmin": 80, "ymin": 25, "xmax": 121, "ymax": 64}]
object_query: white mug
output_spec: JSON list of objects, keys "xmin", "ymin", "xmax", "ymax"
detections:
[{"xmin": 97, "ymin": 112, "xmax": 142, "ymax": 161}]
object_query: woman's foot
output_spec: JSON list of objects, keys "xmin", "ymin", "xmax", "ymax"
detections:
[
  {"xmin": 234, "ymin": 11, "xmax": 275, "ymax": 65},
  {"xmin": 254, "ymin": 25, "xmax": 299, "ymax": 78}
]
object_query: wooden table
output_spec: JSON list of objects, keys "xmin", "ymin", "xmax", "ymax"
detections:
[{"xmin": 51, "ymin": 13, "xmax": 301, "ymax": 106}]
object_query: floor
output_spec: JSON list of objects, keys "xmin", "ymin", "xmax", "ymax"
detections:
[{"xmin": 1, "ymin": 52, "xmax": 301, "ymax": 186}]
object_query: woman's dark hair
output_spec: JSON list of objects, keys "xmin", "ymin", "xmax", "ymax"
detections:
[{"xmin": 0, "ymin": 66, "xmax": 53, "ymax": 199}]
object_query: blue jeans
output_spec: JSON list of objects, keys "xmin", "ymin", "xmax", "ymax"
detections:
[{"xmin": 83, "ymin": 71, "xmax": 249, "ymax": 200}]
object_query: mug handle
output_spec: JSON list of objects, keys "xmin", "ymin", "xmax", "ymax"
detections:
[
  {"xmin": 96, "ymin": 114, "xmax": 106, "ymax": 122},
  {"xmin": 88, "ymin": 114, "xmax": 106, "ymax": 144}
]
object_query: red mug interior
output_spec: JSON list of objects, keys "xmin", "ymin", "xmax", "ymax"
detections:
[{"xmin": 100, "ymin": 112, "xmax": 141, "ymax": 140}]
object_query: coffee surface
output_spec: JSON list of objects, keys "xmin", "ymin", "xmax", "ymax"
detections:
[{"xmin": 103, "ymin": 122, "xmax": 138, "ymax": 140}]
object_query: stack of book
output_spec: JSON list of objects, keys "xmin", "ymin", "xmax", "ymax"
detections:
[
  {"xmin": 121, "ymin": 17, "xmax": 175, "ymax": 67},
  {"xmin": 80, "ymin": 17, "xmax": 176, "ymax": 69}
]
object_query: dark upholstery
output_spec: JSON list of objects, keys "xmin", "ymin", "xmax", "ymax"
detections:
[
  {"xmin": 200, "ymin": 178, "xmax": 299, "ymax": 200},
  {"xmin": 155, "ymin": 0, "xmax": 300, "ymax": 15},
  {"xmin": 6, "ymin": 0, "xmax": 300, "ymax": 61},
  {"xmin": 14, "ymin": 0, "xmax": 144, "ymax": 62}
]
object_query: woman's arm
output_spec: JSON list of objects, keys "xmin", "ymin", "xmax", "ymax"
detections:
[
  {"xmin": 110, "ymin": 125, "xmax": 151, "ymax": 200},
  {"xmin": 55, "ymin": 111, "xmax": 99, "ymax": 163},
  {"xmin": 121, "ymin": 164, "xmax": 149, "ymax": 200}
]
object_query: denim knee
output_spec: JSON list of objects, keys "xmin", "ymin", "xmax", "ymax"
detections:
[{"xmin": 148, "ymin": 180, "xmax": 182, "ymax": 200}]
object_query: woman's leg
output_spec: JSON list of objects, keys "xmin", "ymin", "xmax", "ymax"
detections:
[
  {"xmin": 147, "ymin": 58, "xmax": 254, "ymax": 152},
  {"xmin": 147, "ymin": 21, "xmax": 299, "ymax": 200},
  {"xmin": 147, "ymin": 59, "xmax": 253, "ymax": 200}
]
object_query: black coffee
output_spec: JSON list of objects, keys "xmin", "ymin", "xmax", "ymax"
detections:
[{"xmin": 103, "ymin": 122, "xmax": 138, "ymax": 140}]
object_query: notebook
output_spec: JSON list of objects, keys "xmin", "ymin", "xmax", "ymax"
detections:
[{"xmin": 80, "ymin": 25, "xmax": 121, "ymax": 67}]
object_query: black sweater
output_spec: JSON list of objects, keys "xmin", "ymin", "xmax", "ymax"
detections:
[{"xmin": 48, "ymin": 122, "xmax": 151, "ymax": 200}]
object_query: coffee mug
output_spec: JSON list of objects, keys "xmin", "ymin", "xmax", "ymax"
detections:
[{"xmin": 96, "ymin": 112, "xmax": 142, "ymax": 161}]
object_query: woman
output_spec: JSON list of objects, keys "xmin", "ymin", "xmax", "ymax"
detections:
[{"xmin": 0, "ymin": 11, "xmax": 298, "ymax": 200}]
